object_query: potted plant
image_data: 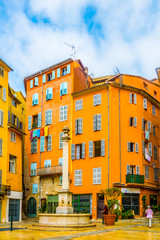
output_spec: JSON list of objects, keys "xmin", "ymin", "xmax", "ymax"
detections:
[{"xmin": 100, "ymin": 187, "xmax": 123, "ymax": 226}]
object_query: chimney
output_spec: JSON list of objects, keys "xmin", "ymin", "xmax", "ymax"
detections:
[
  {"xmin": 155, "ymin": 68, "xmax": 160, "ymax": 82},
  {"xmin": 84, "ymin": 67, "xmax": 88, "ymax": 89}
]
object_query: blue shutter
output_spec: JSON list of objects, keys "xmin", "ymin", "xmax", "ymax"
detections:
[
  {"xmin": 28, "ymin": 116, "xmax": 32, "ymax": 130},
  {"xmin": 32, "ymin": 94, "xmax": 35, "ymax": 106},
  {"xmin": 57, "ymin": 68, "xmax": 60, "ymax": 78},
  {"xmin": 35, "ymin": 77, "xmax": 39, "ymax": 86},
  {"xmin": 60, "ymin": 84, "xmax": 63, "ymax": 96},
  {"xmin": 42, "ymin": 74, "xmax": 46, "ymax": 83},
  {"xmin": 30, "ymin": 80, "xmax": 33, "ymax": 88},
  {"xmin": 48, "ymin": 88, "xmax": 53, "ymax": 99},
  {"xmin": 35, "ymin": 93, "xmax": 38, "ymax": 105},
  {"xmin": 63, "ymin": 82, "xmax": 67, "ymax": 94},
  {"xmin": 40, "ymin": 136, "xmax": 45, "ymax": 152},
  {"xmin": 52, "ymin": 70, "xmax": 55, "ymax": 79},
  {"xmin": 38, "ymin": 113, "xmax": 41, "ymax": 127},
  {"xmin": 46, "ymin": 89, "xmax": 48, "ymax": 100},
  {"xmin": 67, "ymin": 64, "xmax": 70, "ymax": 74}
]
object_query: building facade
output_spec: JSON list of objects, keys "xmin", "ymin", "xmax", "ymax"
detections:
[
  {"xmin": 24, "ymin": 59, "xmax": 160, "ymax": 219},
  {"xmin": 0, "ymin": 59, "xmax": 26, "ymax": 222}
]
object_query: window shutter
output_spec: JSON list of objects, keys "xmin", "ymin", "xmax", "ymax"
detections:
[
  {"xmin": 134, "ymin": 94, "xmax": 137, "ymax": 104},
  {"xmin": 142, "ymin": 118, "xmax": 145, "ymax": 130},
  {"xmin": 34, "ymin": 93, "xmax": 38, "ymax": 105},
  {"xmin": 31, "ymin": 140, "xmax": 34, "ymax": 154},
  {"xmin": 32, "ymin": 94, "xmax": 35, "ymax": 106},
  {"xmin": 30, "ymin": 80, "xmax": 33, "ymax": 88},
  {"xmin": 0, "ymin": 169, "xmax": 2, "ymax": 184},
  {"xmin": 47, "ymin": 109, "xmax": 52, "ymax": 124},
  {"xmin": 0, "ymin": 111, "xmax": 3, "ymax": 126},
  {"xmin": 127, "ymin": 142, "xmax": 130, "ymax": 152},
  {"xmin": 3, "ymin": 87, "xmax": 6, "ymax": 101},
  {"xmin": 143, "ymin": 98, "xmax": 147, "ymax": 109},
  {"xmin": 101, "ymin": 139, "xmax": 105, "ymax": 156},
  {"xmin": 67, "ymin": 64, "xmax": 70, "ymax": 74},
  {"xmin": 45, "ymin": 110, "xmax": 48, "ymax": 125},
  {"xmin": 93, "ymin": 115, "xmax": 97, "ymax": 131},
  {"xmin": 17, "ymin": 117, "xmax": 19, "ymax": 128},
  {"xmin": 129, "ymin": 93, "xmax": 132, "ymax": 103},
  {"xmin": 64, "ymin": 105, "xmax": 67, "ymax": 120},
  {"xmin": 52, "ymin": 70, "xmax": 55, "ymax": 80},
  {"xmin": 34, "ymin": 138, "xmax": 37, "ymax": 153},
  {"xmin": 37, "ymin": 113, "xmax": 41, "ymax": 127},
  {"xmin": 82, "ymin": 142, "xmax": 85, "ymax": 159},
  {"xmin": 44, "ymin": 160, "xmax": 51, "ymax": 168},
  {"xmin": 35, "ymin": 77, "xmax": 39, "ymax": 86},
  {"xmin": 28, "ymin": 116, "xmax": 32, "ymax": 130},
  {"xmin": 89, "ymin": 141, "xmax": 93, "ymax": 157},
  {"xmin": 135, "ymin": 143, "xmax": 139, "ymax": 153},
  {"xmin": 134, "ymin": 117, "xmax": 137, "ymax": 127},
  {"xmin": 40, "ymin": 136, "xmax": 45, "ymax": 152},
  {"xmin": 142, "ymin": 140, "xmax": 145, "ymax": 155},
  {"xmin": 78, "ymin": 118, "xmax": 83, "ymax": 134},
  {"xmin": 97, "ymin": 94, "xmax": 101, "ymax": 105},
  {"xmin": 48, "ymin": 88, "xmax": 53, "ymax": 99},
  {"xmin": 148, "ymin": 142, "xmax": 152, "ymax": 156},
  {"xmin": 46, "ymin": 89, "xmax": 48, "ymax": 100},
  {"xmin": 42, "ymin": 74, "xmax": 46, "ymax": 83},
  {"xmin": 75, "ymin": 119, "xmax": 78, "ymax": 135},
  {"xmin": 97, "ymin": 114, "xmax": 101, "ymax": 130},
  {"xmin": 148, "ymin": 121, "xmax": 151, "ymax": 133},
  {"xmin": 47, "ymin": 135, "xmax": 52, "ymax": 151},
  {"xmin": 63, "ymin": 82, "xmax": 68, "ymax": 95},
  {"xmin": 60, "ymin": 84, "xmax": 63, "ymax": 96},
  {"xmin": 0, "ymin": 139, "xmax": 2, "ymax": 156},
  {"xmin": 59, "ymin": 132, "xmax": 63, "ymax": 149},
  {"xmin": 8, "ymin": 111, "xmax": 10, "ymax": 123},
  {"xmin": 71, "ymin": 144, "xmax": 75, "ymax": 160},
  {"xmin": 126, "ymin": 165, "xmax": 130, "ymax": 174},
  {"xmin": 93, "ymin": 95, "xmax": 96, "ymax": 106},
  {"xmin": 136, "ymin": 166, "xmax": 140, "ymax": 175},
  {"xmin": 57, "ymin": 68, "xmax": 60, "ymax": 78}
]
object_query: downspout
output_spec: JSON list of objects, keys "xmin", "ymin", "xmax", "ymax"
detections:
[
  {"xmin": 107, "ymin": 83, "xmax": 110, "ymax": 188},
  {"xmin": 119, "ymin": 76, "xmax": 123, "ymax": 183}
]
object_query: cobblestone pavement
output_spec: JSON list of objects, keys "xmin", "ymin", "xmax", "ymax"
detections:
[{"xmin": 0, "ymin": 221, "xmax": 159, "ymax": 240}]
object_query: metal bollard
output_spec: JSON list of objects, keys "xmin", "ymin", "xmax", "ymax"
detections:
[
  {"xmin": 10, "ymin": 216, "xmax": 13, "ymax": 231},
  {"xmin": 102, "ymin": 216, "xmax": 104, "ymax": 224}
]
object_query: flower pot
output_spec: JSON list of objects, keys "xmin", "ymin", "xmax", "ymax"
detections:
[{"xmin": 103, "ymin": 214, "xmax": 116, "ymax": 226}]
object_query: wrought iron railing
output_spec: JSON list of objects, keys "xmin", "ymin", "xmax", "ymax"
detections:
[
  {"xmin": 37, "ymin": 165, "xmax": 62, "ymax": 176},
  {"xmin": 0, "ymin": 184, "xmax": 11, "ymax": 196},
  {"xmin": 126, "ymin": 174, "xmax": 144, "ymax": 184}
]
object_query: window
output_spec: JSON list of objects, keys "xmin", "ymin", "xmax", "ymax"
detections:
[
  {"xmin": 59, "ymin": 175, "xmax": 62, "ymax": 185},
  {"xmin": 31, "ymin": 138, "xmax": 37, "ymax": 154},
  {"xmin": 75, "ymin": 99, "xmax": 83, "ymax": 110},
  {"xmin": 32, "ymin": 183, "xmax": 38, "ymax": 194},
  {"xmin": 152, "ymin": 105, "xmax": 156, "ymax": 116},
  {"xmin": 75, "ymin": 118, "xmax": 83, "ymax": 134},
  {"xmin": 154, "ymin": 168, "xmax": 158, "ymax": 182},
  {"xmin": 93, "ymin": 94, "xmax": 101, "ymax": 106},
  {"xmin": 129, "ymin": 93, "xmax": 136, "ymax": 104},
  {"xmin": 135, "ymin": 143, "xmax": 139, "ymax": 153},
  {"xmin": 0, "ymin": 66, "xmax": 4, "ymax": 77},
  {"xmin": 31, "ymin": 163, "xmax": 37, "ymax": 176},
  {"xmin": 32, "ymin": 93, "xmax": 39, "ymax": 106},
  {"xmin": 127, "ymin": 142, "xmax": 135, "ymax": 152},
  {"xmin": 40, "ymin": 136, "xmax": 45, "ymax": 152},
  {"xmin": 93, "ymin": 114, "xmax": 101, "ymax": 131},
  {"xmin": 30, "ymin": 80, "xmax": 33, "ymax": 88},
  {"xmin": 136, "ymin": 166, "xmax": 140, "ymax": 175},
  {"xmin": 47, "ymin": 135, "xmax": 52, "ymax": 151},
  {"xmin": 153, "ymin": 125, "xmax": 156, "ymax": 136},
  {"xmin": 0, "ymin": 110, "xmax": 3, "ymax": 126},
  {"xmin": 60, "ymin": 105, "xmax": 67, "ymax": 121},
  {"xmin": 19, "ymin": 122, "xmax": 23, "ymax": 131},
  {"xmin": 11, "ymin": 114, "xmax": 16, "ymax": 125},
  {"xmin": 46, "ymin": 88, "xmax": 53, "ymax": 100},
  {"xmin": 126, "ymin": 165, "xmax": 136, "ymax": 175},
  {"xmin": 154, "ymin": 145, "xmax": 157, "ymax": 159},
  {"xmin": 143, "ymin": 98, "xmax": 147, "ymax": 110},
  {"xmin": 142, "ymin": 119, "xmax": 147, "ymax": 131},
  {"xmin": 0, "ymin": 139, "xmax": 2, "ymax": 156},
  {"xmin": 129, "ymin": 117, "xmax": 137, "ymax": 127},
  {"xmin": 47, "ymin": 73, "xmax": 52, "ymax": 82},
  {"xmin": 57, "ymin": 68, "xmax": 60, "ymax": 78},
  {"xmin": 10, "ymin": 132, "xmax": 16, "ymax": 142},
  {"xmin": 2, "ymin": 87, "xmax": 6, "ymax": 102},
  {"xmin": 34, "ymin": 77, "xmax": 39, "ymax": 86},
  {"xmin": 45, "ymin": 109, "xmax": 52, "ymax": 125},
  {"xmin": 145, "ymin": 165, "xmax": 149, "ymax": 179},
  {"xmin": 143, "ymin": 82, "xmax": 148, "ymax": 90},
  {"xmin": 0, "ymin": 86, "xmax": 2, "ymax": 98},
  {"xmin": 93, "ymin": 168, "xmax": 101, "ymax": 185},
  {"xmin": 12, "ymin": 99, "xmax": 17, "ymax": 107},
  {"xmin": 28, "ymin": 116, "xmax": 32, "ymax": 130},
  {"xmin": 59, "ymin": 132, "xmax": 64, "ymax": 149},
  {"xmin": 62, "ymin": 67, "xmax": 67, "ymax": 76},
  {"xmin": 60, "ymin": 82, "xmax": 68, "ymax": 96},
  {"xmin": 44, "ymin": 160, "xmax": 51, "ymax": 168},
  {"xmin": 9, "ymin": 155, "xmax": 16, "ymax": 173},
  {"xmin": 89, "ymin": 140, "xmax": 105, "ymax": 158},
  {"xmin": 71, "ymin": 143, "xmax": 85, "ymax": 160},
  {"xmin": 59, "ymin": 158, "xmax": 63, "ymax": 166},
  {"xmin": 154, "ymin": 91, "xmax": 157, "ymax": 99},
  {"xmin": 33, "ymin": 115, "xmax": 38, "ymax": 128},
  {"xmin": 74, "ymin": 170, "xmax": 82, "ymax": 186}
]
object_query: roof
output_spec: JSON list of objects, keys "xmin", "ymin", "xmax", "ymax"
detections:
[
  {"xmin": 0, "ymin": 58, "xmax": 13, "ymax": 71},
  {"xmin": 93, "ymin": 75, "xmax": 114, "ymax": 83}
]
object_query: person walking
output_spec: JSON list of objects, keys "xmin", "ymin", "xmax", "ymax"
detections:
[{"xmin": 145, "ymin": 206, "xmax": 153, "ymax": 228}]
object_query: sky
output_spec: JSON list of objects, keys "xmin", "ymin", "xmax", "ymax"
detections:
[{"xmin": 1, "ymin": 0, "xmax": 160, "ymax": 94}]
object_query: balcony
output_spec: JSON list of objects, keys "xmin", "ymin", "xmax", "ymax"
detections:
[
  {"xmin": 37, "ymin": 166, "xmax": 62, "ymax": 176},
  {"xmin": 126, "ymin": 174, "xmax": 144, "ymax": 184},
  {"xmin": 0, "ymin": 184, "xmax": 11, "ymax": 196}
]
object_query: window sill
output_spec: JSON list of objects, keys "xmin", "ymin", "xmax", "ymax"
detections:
[{"xmin": 30, "ymin": 175, "xmax": 37, "ymax": 177}]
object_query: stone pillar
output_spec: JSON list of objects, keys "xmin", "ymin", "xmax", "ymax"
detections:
[{"xmin": 56, "ymin": 126, "xmax": 73, "ymax": 214}]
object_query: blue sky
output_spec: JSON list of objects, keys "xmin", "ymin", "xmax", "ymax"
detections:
[{"xmin": 1, "ymin": 0, "xmax": 160, "ymax": 94}]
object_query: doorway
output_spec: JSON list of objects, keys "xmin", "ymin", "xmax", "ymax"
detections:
[
  {"xmin": 97, "ymin": 194, "xmax": 104, "ymax": 219},
  {"xmin": 27, "ymin": 197, "xmax": 37, "ymax": 217}
]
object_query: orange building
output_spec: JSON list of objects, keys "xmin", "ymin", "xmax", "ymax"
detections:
[{"xmin": 24, "ymin": 59, "xmax": 160, "ymax": 219}]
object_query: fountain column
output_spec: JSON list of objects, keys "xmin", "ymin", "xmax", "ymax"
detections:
[{"xmin": 56, "ymin": 126, "xmax": 73, "ymax": 214}]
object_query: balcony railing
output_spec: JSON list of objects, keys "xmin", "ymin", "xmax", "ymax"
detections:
[
  {"xmin": 0, "ymin": 184, "xmax": 11, "ymax": 196},
  {"xmin": 37, "ymin": 165, "xmax": 62, "ymax": 176},
  {"xmin": 126, "ymin": 174, "xmax": 144, "ymax": 184}
]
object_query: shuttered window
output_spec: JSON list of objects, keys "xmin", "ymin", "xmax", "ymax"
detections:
[
  {"xmin": 0, "ymin": 110, "xmax": 3, "ymax": 126},
  {"xmin": 129, "ymin": 93, "xmax": 136, "ymax": 104},
  {"xmin": 45, "ymin": 109, "xmax": 52, "ymax": 125},
  {"xmin": 34, "ymin": 77, "xmax": 39, "ymax": 86},
  {"xmin": 71, "ymin": 144, "xmax": 75, "ymax": 160},
  {"xmin": 0, "ymin": 139, "xmax": 2, "ymax": 156},
  {"xmin": 75, "ymin": 118, "xmax": 83, "ymax": 134},
  {"xmin": 47, "ymin": 135, "xmax": 52, "ymax": 151},
  {"xmin": 75, "ymin": 99, "xmax": 83, "ymax": 110},
  {"xmin": 74, "ymin": 170, "xmax": 82, "ymax": 186},
  {"xmin": 60, "ymin": 105, "xmax": 67, "ymax": 121},
  {"xmin": 152, "ymin": 105, "xmax": 156, "ymax": 116},
  {"xmin": 8, "ymin": 111, "xmax": 10, "ymax": 123},
  {"xmin": 46, "ymin": 88, "xmax": 53, "ymax": 100},
  {"xmin": 93, "ymin": 168, "xmax": 101, "ymax": 185},
  {"xmin": 148, "ymin": 121, "xmax": 151, "ymax": 133},
  {"xmin": 145, "ymin": 165, "xmax": 149, "ymax": 179},
  {"xmin": 154, "ymin": 145, "xmax": 157, "ymax": 159},
  {"xmin": 10, "ymin": 132, "xmax": 16, "ymax": 142},
  {"xmin": 40, "ymin": 136, "xmax": 45, "ymax": 152},
  {"xmin": 3, "ymin": 87, "xmax": 6, "ymax": 101},
  {"xmin": 143, "ymin": 98, "xmax": 147, "ymax": 109},
  {"xmin": 32, "ymin": 93, "xmax": 39, "ymax": 106},
  {"xmin": 59, "ymin": 132, "xmax": 64, "ymax": 149},
  {"xmin": 127, "ymin": 142, "xmax": 134, "ymax": 152},
  {"xmin": 31, "ymin": 163, "xmax": 37, "ymax": 176},
  {"xmin": 37, "ymin": 113, "xmax": 41, "ymax": 127},
  {"xmin": 44, "ymin": 159, "xmax": 51, "ymax": 167},
  {"xmin": 93, "ymin": 94, "xmax": 101, "ymax": 106},
  {"xmin": 148, "ymin": 142, "xmax": 152, "ymax": 156},
  {"xmin": 28, "ymin": 116, "xmax": 32, "ymax": 130},
  {"xmin": 153, "ymin": 125, "xmax": 156, "ymax": 136},
  {"xmin": 93, "ymin": 114, "xmax": 101, "ymax": 131},
  {"xmin": 136, "ymin": 166, "xmax": 140, "ymax": 175},
  {"xmin": 17, "ymin": 117, "xmax": 19, "ymax": 128},
  {"xmin": 32, "ymin": 183, "xmax": 38, "ymax": 194},
  {"xmin": 60, "ymin": 82, "xmax": 68, "ymax": 96},
  {"xmin": 154, "ymin": 168, "xmax": 158, "ymax": 182},
  {"xmin": 31, "ymin": 138, "xmax": 37, "ymax": 154},
  {"xmin": 142, "ymin": 140, "xmax": 145, "ymax": 155},
  {"xmin": 126, "ymin": 165, "xmax": 130, "ymax": 174},
  {"xmin": 42, "ymin": 74, "xmax": 46, "ymax": 83}
]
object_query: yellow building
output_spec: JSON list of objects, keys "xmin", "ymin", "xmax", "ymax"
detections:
[{"xmin": 0, "ymin": 59, "xmax": 26, "ymax": 222}]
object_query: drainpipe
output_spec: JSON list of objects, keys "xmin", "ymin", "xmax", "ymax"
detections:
[
  {"xmin": 107, "ymin": 84, "xmax": 110, "ymax": 188},
  {"xmin": 119, "ymin": 75, "xmax": 123, "ymax": 184}
]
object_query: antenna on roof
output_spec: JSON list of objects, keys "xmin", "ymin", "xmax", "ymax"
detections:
[
  {"xmin": 113, "ymin": 66, "xmax": 120, "ymax": 75},
  {"xmin": 64, "ymin": 42, "xmax": 80, "ymax": 60}
]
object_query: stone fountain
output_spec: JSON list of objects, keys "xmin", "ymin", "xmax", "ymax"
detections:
[{"xmin": 38, "ymin": 127, "xmax": 94, "ymax": 227}]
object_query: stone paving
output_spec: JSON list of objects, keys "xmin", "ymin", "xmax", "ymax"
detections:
[{"xmin": 0, "ymin": 220, "xmax": 159, "ymax": 240}]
